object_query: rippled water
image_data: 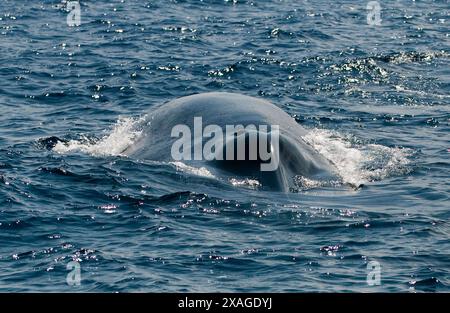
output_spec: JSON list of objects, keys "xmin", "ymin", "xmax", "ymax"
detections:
[{"xmin": 0, "ymin": 0, "xmax": 449, "ymax": 292}]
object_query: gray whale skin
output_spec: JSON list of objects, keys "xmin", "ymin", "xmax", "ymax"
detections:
[{"xmin": 123, "ymin": 92, "xmax": 338, "ymax": 191}]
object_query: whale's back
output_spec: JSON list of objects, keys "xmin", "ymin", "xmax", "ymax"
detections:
[
  {"xmin": 146, "ymin": 92, "xmax": 306, "ymax": 134},
  {"xmin": 125, "ymin": 93, "xmax": 305, "ymax": 157}
]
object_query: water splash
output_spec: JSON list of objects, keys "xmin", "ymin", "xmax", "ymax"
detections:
[
  {"xmin": 53, "ymin": 116, "xmax": 145, "ymax": 156},
  {"xmin": 171, "ymin": 162, "xmax": 215, "ymax": 179},
  {"xmin": 229, "ymin": 178, "xmax": 261, "ymax": 189},
  {"xmin": 302, "ymin": 129, "xmax": 413, "ymax": 187}
]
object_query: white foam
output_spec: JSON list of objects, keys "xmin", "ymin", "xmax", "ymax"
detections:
[
  {"xmin": 229, "ymin": 178, "xmax": 261, "ymax": 188},
  {"xmin": 53, "ymin": 116, "xmax": 145, "ymax": 156},
  {"xmin": 171, "ymin": 162, "xmax": 215, "ymax": 179},
  {"xmin": 302, "ymin": 129, "xmax": 412, "ymax": 187},
  {"xmin": 293, "ymin": 176, "xmax": 341, "ymax": 190}
]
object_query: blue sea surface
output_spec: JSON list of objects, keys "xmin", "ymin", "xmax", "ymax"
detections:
[{"xmin": 0, "ymin": 0, "xmax": 449, "ymax": 292}]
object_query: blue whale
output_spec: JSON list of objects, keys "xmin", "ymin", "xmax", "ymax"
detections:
[{"xmin": 123, "ymin": 92, "xmax": 339, "ymax": 191}]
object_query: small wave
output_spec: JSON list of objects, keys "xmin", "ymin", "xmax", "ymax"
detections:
[
  {"xmin": 293, "ymin": 176, "xmax": 341, "ymax": 191},
  {"xmin": 171, "ymin": 162, "xmax": 215, "ymax": 179},
  {"xmin": 302, "ymin": 129, "xmax": 413, "ymax": 187},
  {"xmin": 379, "ymin": 51, "xmax": 450, "ymax": 65},
  {"xmin": 229, "ymin": 178, "xmax": 261, "ymax": 189},
  {"xmin": 326, "ymin": 51, "xmax": 449, "ymax": 85},
  {"xmin": 408, "ymin": 277, "xmax": 444, "ymax": 291},
  {"xmin": 328, "ymin": 57, "xmax": 389, "ymax": 78},
  {"xmin": 52, "ymin": 116, "xmax": 145, "ymax": 156}
]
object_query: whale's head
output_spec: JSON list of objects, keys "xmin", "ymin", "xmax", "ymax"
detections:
[{"xmin": 124, "ymin": 92, "xmax": 339, "ymax": 192}]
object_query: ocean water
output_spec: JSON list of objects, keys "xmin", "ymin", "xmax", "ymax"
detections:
[{"xmin": 0, "ymin": 0, "xmax": 449, "ymax": 292}]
